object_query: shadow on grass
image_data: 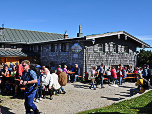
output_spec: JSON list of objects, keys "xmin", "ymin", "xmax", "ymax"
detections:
[
  {"xmin": 136, "ymin": 101, "xmax": 152, "ymax": 113},
  {"xmin": 0, "ymin": 105, "xmax": 15, "ymax": 114}
]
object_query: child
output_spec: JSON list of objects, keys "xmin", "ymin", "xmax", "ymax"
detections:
[{"xmin": 89, "ymin": 66, "xmax": 97, "ymax": 90}]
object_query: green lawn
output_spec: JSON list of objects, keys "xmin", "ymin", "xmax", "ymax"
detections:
[{"xmin": 78, "ymin": 90, "xmax": 152, "ymax": 114}]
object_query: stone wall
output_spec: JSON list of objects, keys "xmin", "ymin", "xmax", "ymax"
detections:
[{"xmin": 40, "ymin": 41, "xmax": 85, "ymax": 76}]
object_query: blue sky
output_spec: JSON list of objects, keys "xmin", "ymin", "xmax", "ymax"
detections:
[{"xmin": 0, "ymin": 0, "xmax": 152, "ymax": 49}]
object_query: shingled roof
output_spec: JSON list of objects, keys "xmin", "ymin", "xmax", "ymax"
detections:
[
  {"xmin": 85, "ymin": 31, "xmax": 150, "ymax": 48},
  {"xmin": 0, "ymin": 49, "xmax": 40, "ymax": 57},
  {"xmin": 0, "ymin": 28, "xmax": 64, "ymax": 44}
]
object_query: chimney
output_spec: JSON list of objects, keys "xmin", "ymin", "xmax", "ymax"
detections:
[
  {"xmin": 2, "ymin": 24, "xmax": 4, "ymax": 28},
  {"xmin": 64, "ymin": 30, "xmax": 68, "ymax": 39},
  {"xmin": 77, "ymin": 25, "xmax": 83, "ymax": 37}
]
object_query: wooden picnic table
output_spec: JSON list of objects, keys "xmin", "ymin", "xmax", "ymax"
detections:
[
  {"xmin": 68, "ymin": 72, "xmax": 75, "ymax": 74},
  {"xmin": 5, "ymin": 74, "xmax": 15, "ymax": 78},
  {"xmin": 127, "ymin": 73, "xmax": 136, "ymax": 75}
]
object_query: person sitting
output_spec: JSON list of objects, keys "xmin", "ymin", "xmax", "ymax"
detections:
[
  {"xmin": 73, "ymin": 64, "xmax": 80, "ymax": 83},
  {"xmin": 130, "ymin": 73, "xmax": 145, "ymax": 97},
  {"xmin": 57, "ymin": 65, "xmax": 62, "ymax": 75},
  {"xmin": 68, "ymin": 65, "xmax": 74, "ymax": 82},
  {"xmin": 63, "ymin": 65, "xmax": 69, "ymax": 82},
  {"xmin": 0, "ymin": 65, "xmax": 3, "ymax": 94},
  {"xmin": 105, "ymin": 67, "xmax": 113, "ymax": 85},
  {"xmin": 58, "ymin": 69, "xmax": 67, "ymax": 94},
  {"xmin": 122, "ymin": 67, "xmax": 127, "ymax": 82},
  {"xmin": 1, "ymin": 65, "xmax": 11, "ymax": 85},
  {"xmin": 128, "ymin": 66, "xmax": 133, "ymax": 73},
  {"xmin": 51, "ymin": 70, "xmax": 61, "ymax": 94},
  {"xmin": 42, "ymin": 68, "xmax": 53, "ymax": 100}
]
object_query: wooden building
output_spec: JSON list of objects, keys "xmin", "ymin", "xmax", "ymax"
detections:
[{"xmin": 0, "ymin": 25, "xmax": 150, "ymax": 77}]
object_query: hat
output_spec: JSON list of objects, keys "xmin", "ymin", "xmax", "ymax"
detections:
[{"xmin": 36, "ymin": 65, "xmax": 41, "ymax": 68}]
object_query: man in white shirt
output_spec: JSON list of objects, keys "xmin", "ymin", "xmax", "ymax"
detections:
[
  {"xmin": 42, "ymin": 68, "xmax": 53, "ymax": 100},
  {"xmin": 51, "ymin": 70, "xmax": 61, "ymax": 90}
]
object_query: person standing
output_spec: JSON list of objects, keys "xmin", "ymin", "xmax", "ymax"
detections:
[
  {"xmin": 89, "ymin": 66, "xmax": 97, "ymax": 90},
  {"xmin": 14, "ymin": 61, "xmax": 23, "ymax": 97},
  {"xmin": 143, "ymin": 64, "xmax": 148, "ymax": 79},
  {"xmin": 111, "ymin": 67, "xmax": 117, "ymax": 84},
  {"xmin": 98, "ymin": 63, "xmax": 105, "ymax": 88},
  {"xmin": 74, "ymin": 64, "xmax": 80, "ymax": 83},
  {"xmin": 20, "ymin": 60, "xmax": 39, "ymax": 114},
  {"xmin": 118, "ymin": 64, "xmax": 123, "ymax": 85},
  {"xmin": 147, "ymin": 65, "xmax": 151, "ymax": 81}
]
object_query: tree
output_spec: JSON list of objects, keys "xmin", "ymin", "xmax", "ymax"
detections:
[{"xmin": 137, "ymin": 49, "xmax": 152, "ymax": 68}]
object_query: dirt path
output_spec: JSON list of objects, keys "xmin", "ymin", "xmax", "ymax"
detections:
[{"xmin": 0, "ymin": 82, "xmax": 139, "ymax": 114}]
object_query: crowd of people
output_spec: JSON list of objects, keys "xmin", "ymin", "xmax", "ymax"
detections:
[
  {"xmin": 0, "ymin": 60, "xmax": 151, "ymax": 113},
  {"xmin": 89, "ymin": 63, "xmax": 151, "ymax": 92}
]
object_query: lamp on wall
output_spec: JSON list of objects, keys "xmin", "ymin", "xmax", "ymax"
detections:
[{"xmin": 92, "ymin": 38, "xmax": 95, "ymax": 44}]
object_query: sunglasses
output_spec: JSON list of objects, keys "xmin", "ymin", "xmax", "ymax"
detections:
[{"xmin": 22, "ymin": 64, "xmax": 28, "ymax": 67}]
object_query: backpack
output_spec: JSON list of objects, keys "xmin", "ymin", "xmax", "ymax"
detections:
[
  {"xmin": 27, "ymin": 64, "xmax": 41, "ymax": 90},
  {"xmin": 142, "ymin": 79, "xmax": 152, "ymax": 90}
]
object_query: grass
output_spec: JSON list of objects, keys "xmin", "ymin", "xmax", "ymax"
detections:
[{"xmin": 77, "ymin": 90, "xmax": 152, "ymax": 114}]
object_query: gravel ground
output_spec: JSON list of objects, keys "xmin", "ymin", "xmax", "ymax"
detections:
[{"xmin": 0, "ymin": 82, "xmax": 145, "ymax": 114}]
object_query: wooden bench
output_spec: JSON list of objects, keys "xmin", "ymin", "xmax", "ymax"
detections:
[
  {"xmin": 77, "ymin": 76, "xmax": 83, "ymax": 81},
  {"xmin": 123, "ymin": 77, "xmax": 136, "ymax": 83},
  {"xmin": 20, "ymin": 87, "xmax": 25, "ymax": 91},
  {"xmin": 104, "ymin": 78, "xmax": 108, "ymax": 80}
]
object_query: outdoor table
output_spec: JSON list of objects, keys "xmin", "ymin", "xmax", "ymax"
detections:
[
  {"xmin": 5, "ymin": 74, "xmax": 14, "ymax": 78},
  {"xmin": 68, "ymin": 72, "xmax": 75, "ymax": 74},
  {"xmin": 68, "ymin": 72, "xmax": 75, "ymax": 82}
]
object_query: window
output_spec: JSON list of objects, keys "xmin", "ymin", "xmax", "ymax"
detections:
[
  {"xmin": 0, "ymin": 29, "xmax": 2, "ymax": 35},
  {"xmin": 51, "ymin": 44, "xmax": 55, "ymax": 52},
  {"xmin": 41, "ymin": 45, "xmax": 43, "ymax": 51},
  {"xmin": 124, "ymin": 46, "xmax": 129, "ymax": 53},
  {"xmin": 35, "ymin": 46, "xmax": 39, "ymax": 52},
  {"xmin": 29, "ymin": 46, "xmax": 32, "ymax": 51},
  {"xmin": 11, "ymin": 45, "xmax": 17, "ymax": 49},
  {"xmin": 0, "ymin": 44, "xmax": 4, "ymax": 48},
  {"xmin": 61, "ymin": 43, "xmax": 66, "ymax": 52},
  {"xmin": 98, "ymin": 43, "xmax": 103, "ymax": 52},
  {"xmin": 113, "ymin": 44, "xmax": 117, "ymax": 52},
  {"xmin": 66, "ymin": 43, "xmax": 69, "ymax": 52}
]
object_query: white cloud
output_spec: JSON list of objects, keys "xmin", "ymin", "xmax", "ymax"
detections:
[{"xmin": 136, "ymin": 35, "xmax": 152, "ymax": 40}]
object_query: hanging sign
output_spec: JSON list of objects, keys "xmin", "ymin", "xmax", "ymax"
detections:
[{"xmin": 71, "ymin": 43, "xmax": 82, "ymax": 53}]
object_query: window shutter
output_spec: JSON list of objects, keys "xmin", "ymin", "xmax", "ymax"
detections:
[
  {"xmin": 109, "ymin": 43, "xmax": 113, "ymax": 52},
  {"xmin": 118, "ymin": 45, "xmax": 121, "ymax": 52},
  {"xmin": 105, "ymin": 43, "xmax": 109, "ymax": 52},
  {"xmin": 121, "ymin": 46, "xmax": 124, "ymax": 53},
  {"xmin": 49, "ymin": 44, "xmax": 51, "ymax": 51},
  {"xmin": 59, "ymin": 44, "xmax": 61, "ymax": 52},
  {"xmin": 55, "ymin": 44, "xmax": 57, "ymax": 52},
  {"xmin": 66, "ymin": 43, "xmax": 69, "ymax": 52},
  {"xmin": 94, "ymin": 44, "xmax": 98, "ymax": 52}
]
